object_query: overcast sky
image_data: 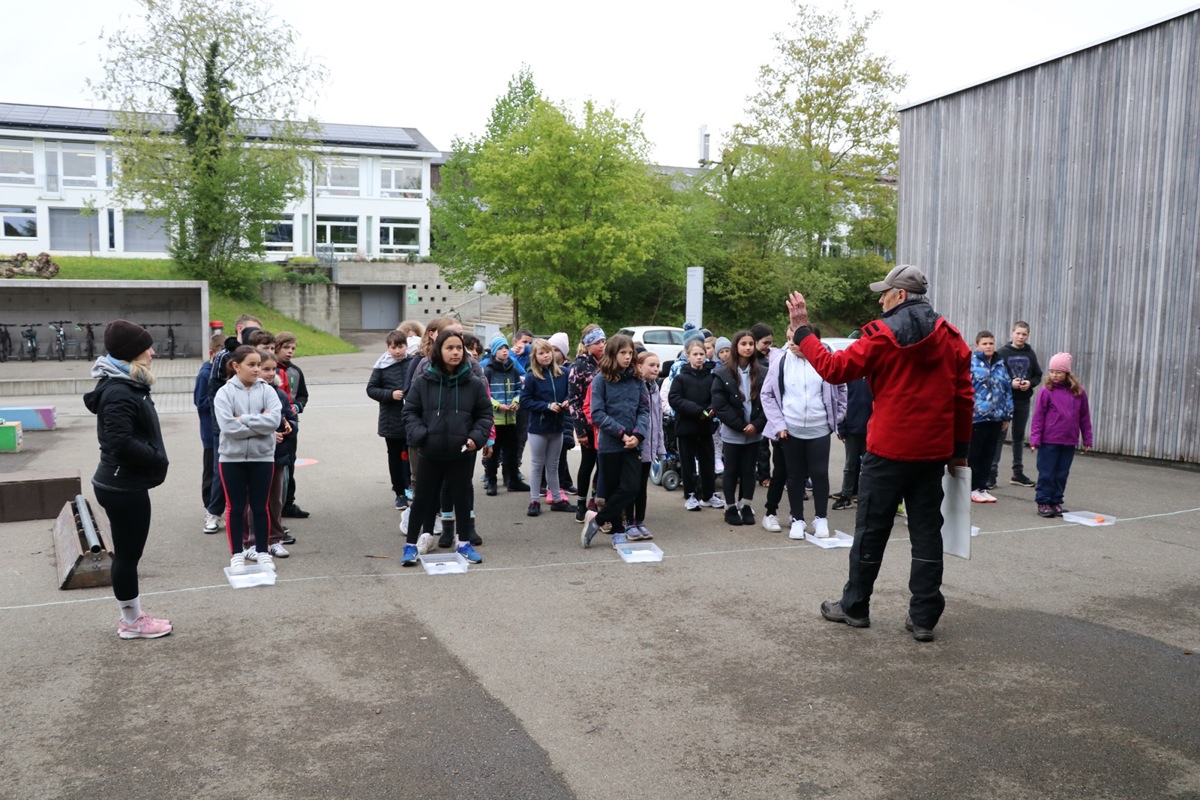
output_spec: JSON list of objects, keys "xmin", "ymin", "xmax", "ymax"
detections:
[{"xmin": 7, "ymin": 0, "xmax": 1197, "ymax": 165}]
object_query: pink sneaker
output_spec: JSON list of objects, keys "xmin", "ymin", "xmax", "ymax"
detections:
[
  {"xmin": 558, "ymin": 490, "xmax": 572, "ymax": 504},
  {"xmin": 118, "ymin": 613, "xmax": 173, "ymax": 639}
]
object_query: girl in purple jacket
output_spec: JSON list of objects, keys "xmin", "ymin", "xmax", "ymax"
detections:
[{"xmin": 1030, "ymin": 352, "xmax": 1093, "ymax": 517}]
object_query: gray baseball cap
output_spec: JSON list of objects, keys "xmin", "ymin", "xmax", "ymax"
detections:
[{"xmin": 869, "ymin": 264, "xmax": 928, "ymax": 294}]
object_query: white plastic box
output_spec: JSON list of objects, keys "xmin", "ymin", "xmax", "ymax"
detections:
[
  {"xmin": 224, "ymin": 565, "xmax": 277, "ymax": 588},
  {"xmin": 805, "ymin": 530, "xmax": 853, "ymax": 549},
  {"xmin": 616, "ymin": 542, "xmax": 664, "ymax": 563},
  {"xmin": 1062, "ymin": 511, "xmax": 1116, "ymax": 527},
  {"xmin": 419, "ymin": 552, "xmax": 470, "ymax": 574}
]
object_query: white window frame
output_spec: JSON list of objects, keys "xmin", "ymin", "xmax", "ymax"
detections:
[
  {"xmin": 380, "ymin": 158, "xmax": 423, "ymax": 198},
  {"xmin": 315, "ymin": 215, "xmax": 359, "ymax": 253},
  {"xmin": 263, "ymin": 215, "xmax": 295, "ymax": 252},
  {"xmin": 378, "ymin": 217, "xmax": 420, "ymax": 253},
  {"xmin": 0, "ymin": 205, "xmax": 38, "ymax": 238},
  {"xmin": 0, "ymin": 139, "xmax": 35, "ymax": 185},
  {"xmin": 316, "ymin": 156, "xmax": 360, "ymax": 196}
]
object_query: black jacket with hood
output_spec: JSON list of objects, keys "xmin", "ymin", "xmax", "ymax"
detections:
[
  {"xmin": 83, "ymin": 357, "xmax": 169, "ymax": 492},
  {"xmin": 402, "ymin": 362, "xmax": 494, "ymax": 461}
]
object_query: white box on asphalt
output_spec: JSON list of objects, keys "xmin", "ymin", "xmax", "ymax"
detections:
[
  {"xmin": 1062, "ymin": 511, "xmax": 1116, "ymax": 527},
  {"xmin": 617, "ymin": 542, "xmax": 664, "ymax": 563},
  {"xmin": 805, "ymin": 530, "xmax": 853, "ymax": 548},
  {"xmin": 224, "ymin": 565, "xmax": 276, "ymax": 588},
  {"xmin": 420, "ymin": 552, "xmax": 469, "ymax": 574}
]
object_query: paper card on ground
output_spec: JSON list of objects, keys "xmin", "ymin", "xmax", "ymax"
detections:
[{"xmin": 941, "ymin": 465, "xmax": 972, "ymax": 560}]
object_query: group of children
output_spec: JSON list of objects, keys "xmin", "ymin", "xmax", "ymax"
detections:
[
  {"xmin": 193, "ymin": 316, "xmax": 309, "ymax": 573},
  {"xmin": 967, "ymin": 322, "xmax": 1093, "ymax": 516}
]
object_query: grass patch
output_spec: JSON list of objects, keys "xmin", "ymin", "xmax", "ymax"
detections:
[{"xmin": 50, "ymin": 256, "xmax": 358, "ymax": 356}]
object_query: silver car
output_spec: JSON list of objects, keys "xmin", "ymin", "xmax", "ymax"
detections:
[{"xmin": 616, "ymin": 326, "xmax": 686, "ymax": 364}]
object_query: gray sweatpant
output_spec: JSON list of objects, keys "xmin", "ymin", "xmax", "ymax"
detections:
[{"xmin": 528, "ymin": 431, "xmax": 564, "ymax": 502}]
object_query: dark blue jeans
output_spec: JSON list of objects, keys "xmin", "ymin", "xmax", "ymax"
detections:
[
  {"xmin": 1035, "ymin": 444, "xmax": 1076, "ymax": 505},
  {"xmin": 840, "ymin": 453, "xmax": 947, "ymax": 628}
]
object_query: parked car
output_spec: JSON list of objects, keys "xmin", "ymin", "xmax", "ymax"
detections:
[
  {"xmin": 822, "ymin": 337, "xmax": 857, "ymax": 352},
  {"xmin": 616, "ymin": 326, "xmax": 685, "ymax": 364}
]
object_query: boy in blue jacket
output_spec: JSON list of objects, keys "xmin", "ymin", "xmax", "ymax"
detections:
[{"xmin": 193, "ymin": 333, "xmax": 225, "ymax": 532}]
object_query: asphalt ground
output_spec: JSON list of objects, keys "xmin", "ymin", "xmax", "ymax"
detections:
[{"xmin": 2, "ymin": 350, "xmax": 1198, "ymax": 800}]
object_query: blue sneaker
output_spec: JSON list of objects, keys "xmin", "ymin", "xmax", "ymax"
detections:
[
  {"xmin": 626, "ymin": 523, "xmax": 652, "ymax": 541},
  {"xmin": 457, "ymin": 542, "xmax": 483, "ymax": 564},
  {"xmin": 394, "ymin": 495, "xmax": 408, "ymax": 510},
  {"xmin": 611, "ymin": 532, "xmax": 629, "ymax": 549},
  {"xmin": 405, "ymin": 488, "xmax": 414, "ymax": 501},
  {"xmin": 401, "ymin": 543, "xmax": 418, "ymax": 566},
  {"xmin": 581, "ymin": 511, "xmax": 600, "ymax": 549}
]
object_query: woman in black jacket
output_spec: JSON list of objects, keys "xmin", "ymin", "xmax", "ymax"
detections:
[
  {"xmin": 668, "ymin": 339, "xmax": 722, "ymax": 511},
  {"xmin": 711, "ymin": 330, "xmax": 768, "ymax": 526},
  {"xmin": 82, "ymin": 320, "xmax": 172, "ymax": 639},
  {"xmin": 401, "ymin": 329, "xmax": 493, "ymax": 566}
]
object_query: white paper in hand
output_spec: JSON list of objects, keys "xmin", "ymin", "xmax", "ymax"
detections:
[{"xmin": 941, "ymin": 465, "xmax": 972, "ymax": 560}]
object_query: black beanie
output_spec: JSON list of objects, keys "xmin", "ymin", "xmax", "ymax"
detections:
[{"xmin": 104, "ymin": 319, "xmax": 154, "ymax": 362}]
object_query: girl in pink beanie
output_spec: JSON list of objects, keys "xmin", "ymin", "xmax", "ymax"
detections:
[{"xmin": 1030, "ymin": 352, "xmax": 1093, "ymax": 517}]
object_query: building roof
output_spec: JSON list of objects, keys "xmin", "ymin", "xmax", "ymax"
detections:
[
  {"xmin": 900, "ymin": 4, "xmax": 1200, "ymax": 111},
  {"xmin": 0, "ymin": 102, "xmax": 440, "ymax": 153}
]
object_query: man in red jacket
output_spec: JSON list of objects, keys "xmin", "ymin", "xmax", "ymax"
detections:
[{"xmin": 786, "ymin": 265, "xmax": 973, "ymax": 642}]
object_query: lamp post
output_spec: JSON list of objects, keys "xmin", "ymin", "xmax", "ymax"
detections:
[{"xmin": 472, "ymin": 280, "xmax": 486, "ymax": 327}]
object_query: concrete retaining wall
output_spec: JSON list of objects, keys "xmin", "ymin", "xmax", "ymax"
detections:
[{"xmin": 260, "ymin": 283, "xmax": 340, "ymax": 337}]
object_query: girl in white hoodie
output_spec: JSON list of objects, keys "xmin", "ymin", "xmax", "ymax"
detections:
[{"xmin": 215, "ymin": 345, "xmax": 282, "ymax": 571}]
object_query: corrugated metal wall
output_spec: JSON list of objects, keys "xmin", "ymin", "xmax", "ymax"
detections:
[{"xmin": 898, "ymin": 10, "xmax": 1200, "ymax": 463}]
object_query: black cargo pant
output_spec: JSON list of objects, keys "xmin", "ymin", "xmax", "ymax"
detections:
[{"xmin": 840, "ymin": 453, "xmax": 947, "ymax": 629}]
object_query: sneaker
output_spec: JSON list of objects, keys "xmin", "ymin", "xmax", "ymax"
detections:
[
  {"xmin": 281, "ymin": 528, "xmax": 295, "ymax": 545},
  {"xmin": 561, "ymin": 484, "xmax": 578, "ymax": 495},
  {"xmin": 230, "ymin": 552, "xmax": 245, "ymax": 570},
  {"xmin": 625, "ymin": 524, "xmax": 649, "ymax": 541},
  {"xmin": 257, "ymin": 551, "xmax": 275, "ymax": 571},
  {"xmin": 1054, "ymin": 504, "xmax": 1067, "ymax": 516},
  {"xmin": 405, "ymin": 488, "xmax": 414, "ymax": 501},
  {"xmin": 788, "ymin": 518, "xmax": 807, "ymax": 540},
  {"xmin": 980, "ymin": 491, "xmax": 998, "ymax": 503},
  {"xmin": 740, "ymin": 505, "xmax": 754, "ymax": 525},
  {"xmin": 268, "ymin": 543, "xmax": 290, "ymax": 558},
  {"xmin": 401, "ymin": 543, "xmax": 419, "ymax": 566},
  {"xmin": 611, "ymin": 532, "xmax": 629, "ymax": 549},
  {"xmin": 203, "ymin": 513, "xmax": 221, "ymax": 534},
  {"xmin": 707, "ymin": 494, "xmax": 725, "ymax": 509},
  {"xmin": 507, "ymin": 479, "xmax": 531, "ymax": 492},
  {"xmin": 581, "ymin": 511, "xmax": 600, "ymax": 548},
  {"xmin": 1011, "ymin": 473, "xmax": 1035, "ymax": 488},
  {"xmin": 243, "ymin": 546, "xmax": 259, "ymax": 562},
  {"xmin": 575, "ymin": 500, "xmax": 588, "ymax": 523},
  {"xmin": 714, "ymin": 459, "xmax": 724, "ymax": 475},
  {"xmin": 558, "ymin": 490, "xmax": 573, "ymax": 504},
  {"xmin": 434, "ymin": 515, "xmax": 444, "ymax": 534},
  {"xmin": 399, "ymin": 507, "xmax": 410, "ymax": 535},
  {"xmin": 985, "ymin": 476, "xmax": 997, "ymax": 490},
  {"xmin": 484, "ymin": 477, "xmax": 498, "ymax": 496},
  {"xmin": 820, "ymin": 599, "xmax": 870, "ymax": 628},
  {"xmin": 684, "ymin": 493, "xmax": 701, "ymax": 511},
  {"xmin": 1037, "ymin": 503, "xmax": 1055, "ymax": 517},
  {"xmin": 905, "ymin": 615, "xmax": 936, "ymax": 642},
  {"xmin": 394, "ymin": 495, "xmax": 408, "ymax": 510},
  {"xmin": 457, "ymin": 542, "xmax": 483, "ymax": 564},
  {"xmin": 549, "ymin": 499, "xmax": 574, "ymax": 512},
  {"xmin": 118, "ymin": 613, "xmax": 172, "ymax": 639},
  {"xmin": 634, "ymin": 522, "xmax": 652, "ymax": 540},
  {"xmin": 971, "ymin": 490, "xmax": 988, "ymax": 504},
  {"xmin": 761, "ymin": 514, "xmax": 782, "ymax": 532},
  {"xmin": 831, "ymin": 494, "xmax": 853, "ymax": 511},
  {"xmin": 812, "ymin": 517, "xmax": 830, "ymax": 539},
  {"xmin": 724, "ymin": 506, "xmax": 743, "ymax": 526},
  {"xmin": 697, "ymin": 494, "xmax": 711, "ymax": 507},
  {"xmin": 527, "ymin": 501, "xmax": 541, "ymax": 517},
  {"xmin": 282, "ymin": 505, "xmax": 310, "ymax": 519},
  {"xmin": 416, "ymin": 532, "xmax": 434, "ymax": 554}
]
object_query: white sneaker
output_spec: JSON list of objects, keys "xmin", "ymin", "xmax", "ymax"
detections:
[
  {"xmin": 971, "ymin": 490, "xmax": 988, "ymax": 504},
  {"xmin": 269, "ymin": 542, "xmax": 290, "ymax": 558},
  {"xmin": 243, "ymin": 546, "xmax": 258, "ymax": 562},
  {"xmin": 761, "ymin": 514, "xmax": 782, "ymax": 532},
  {"xmin": 203, "ymin": 513, "xmax": 221, "ymax": 533},
  {"xmin": 229, "ymin": 552, "xmax": 245, "ymax": 570},
  {"xmin": 434, "ymin": 515, "xmax": 443, "ymax": 534},
  {"xmin": 981, "ymin": 491, "xmax": 998, "ymax": 503},
  {"xmin": 788, "ymin": 518, "xmax": 807, "ymax": 539},
  {"xmin": 697, "ymin": 494, "xmax": 711, "ymax": 507},
  {"xmin": 257, "ymin": 551, "xmax": 275, "ymax": 571},
  {"xmin": 813, "ymin": 517, "xmax": 830, "ymax": 538},
  {"xmin": 399, "ymin": 507, "xmax": 410, "ymax": 535},
  {"xmin": 707, "ymin": 493, "xmax": 725, "ymax": 509},
  {"xmin": 416, "ymin": 532, "xmax": 434, "ymax": 554},
  {"xmin": 715, "ymin": 459, "xmax": 724, "ymax": 475},
  {"xmin": 684, "ymin": 493, "xmax": 701, "ymax": 511}
]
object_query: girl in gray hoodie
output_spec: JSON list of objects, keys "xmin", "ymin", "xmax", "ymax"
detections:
[{"xmin": 214, "ymin": 346, "xmax": 282, "ymax": 572}]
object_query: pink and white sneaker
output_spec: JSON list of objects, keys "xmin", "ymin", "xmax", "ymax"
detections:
[{"xmin": 118, "ymin": 613, "xmax": 173, "ymax": 639}]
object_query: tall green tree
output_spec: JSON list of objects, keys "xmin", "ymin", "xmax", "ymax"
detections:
[
  {"xmin": 433, "ymin": 83, "xmax": 676, "ymax": 333},
  {"xmin": 92, "ymin": 0, "xmax": 326, "ymax": 296}
]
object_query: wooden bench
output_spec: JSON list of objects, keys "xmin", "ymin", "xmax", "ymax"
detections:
[{"xmin": 0, "ymin": 469, "xmax": 81, "ymax": 522}]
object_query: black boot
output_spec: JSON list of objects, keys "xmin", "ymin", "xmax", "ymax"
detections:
[
  {"xmin": 438, "ymin": 515, "xmax": 455, "ymax": 549},
  {"xmin": 484, "ymin": 474, "xmax": 497, "ymax": 496}
]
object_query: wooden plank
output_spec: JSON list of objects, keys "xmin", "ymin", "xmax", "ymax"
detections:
[{"xmin": 52, "ymin": 498, "xmax": 113, "ymax": 590}]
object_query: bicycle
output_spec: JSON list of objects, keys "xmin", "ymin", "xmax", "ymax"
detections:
[
  {"xmin": 48, "ymin": 320, "xmax": 72, "ymax": 362},
  {"xmin": 76, "ymin": 322, "xmax": 101, "ymax": 361},
  {"xmin": 19, "ymin": 323, "xmax": 38, "ymax": 362},
  {"xmin": 0, "ymin": 323, "xmax": 12, "ymax": 363},
  {"xmin": 163, "ymin": 321, "xmax": 177, "ymax": 360}
]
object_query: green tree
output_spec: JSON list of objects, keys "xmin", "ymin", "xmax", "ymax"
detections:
[
  {"xmin": 434, "ymin": 87, "xmax": 676, "ymax": 333},
  {"xmin": 91, "ymin": 0, "xmax": 326, "ymax": 296}
]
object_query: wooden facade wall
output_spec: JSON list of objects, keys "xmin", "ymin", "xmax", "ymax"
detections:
[{"xmin": 897, "ymin": 10, "xmax": 1200, "ymax": 463}]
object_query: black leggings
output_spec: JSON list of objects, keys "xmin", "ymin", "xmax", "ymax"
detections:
[
  {"xmin": 409, "ymin": 454, "xmax": 477, "ymax": 544},
  {"xmin": 94, "ymin": 486, "xmax": 151, "ymax": 602},
  {"xmin": 596, "ymin": 450, "xmax": 641, "ymax": 534},
  {"xmin": 677, "ymin": 432, "xmax": 716, "ymax": 499},
  {"xmin": 220, "ymin": 461, "xmax": 273, "ymax": 555},
  {"xmin": 632, "ymin": 461, "xmax": 652, "ymax": 522},
  {"xmin": 575, "ymin": 441, "xmax": 598, "ymax": 500},
  {"xmin": 385, "ymin": 437, "xmax": 410, "ymax": 496},
  {"xmin": 722, "ymin": 441, "xmax": 759, "ymax": 504},
  {"xmin": 779, "ymin": 434, "xmax": 832, "ymax": 519}
]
